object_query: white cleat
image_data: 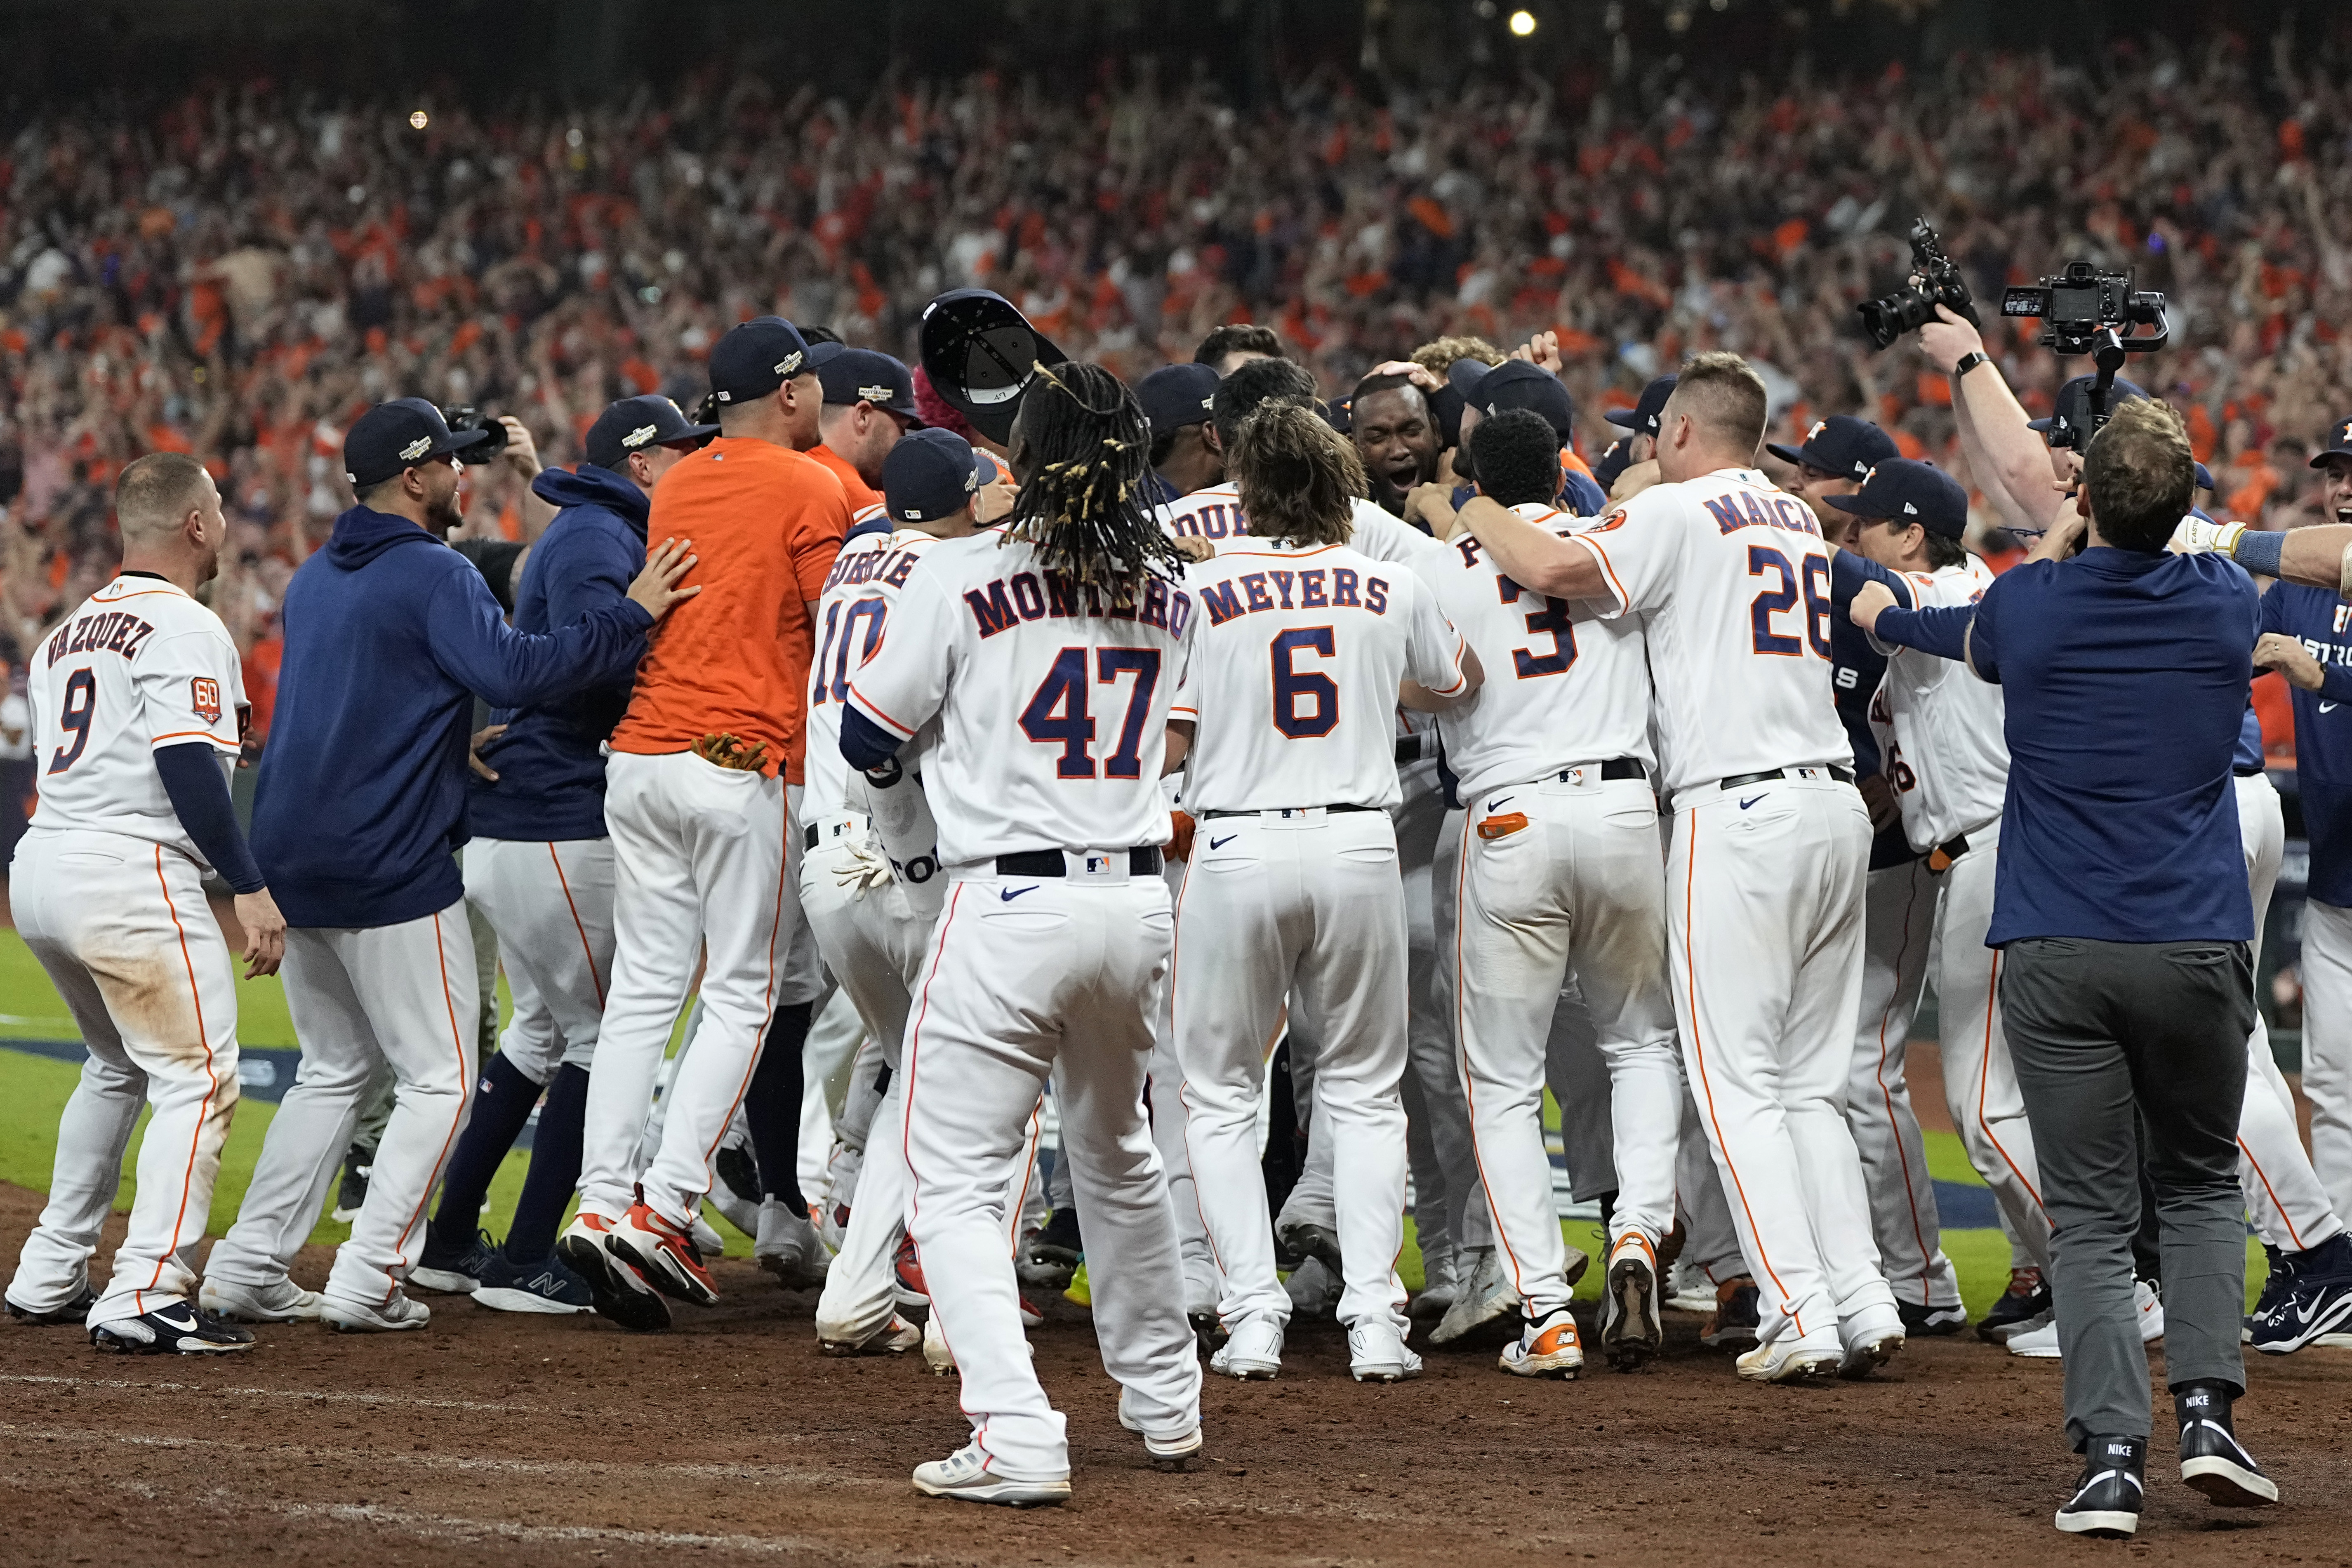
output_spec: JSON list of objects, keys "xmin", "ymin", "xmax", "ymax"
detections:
[
  {"xmin": 1118, "ymin": 1393, "xmax": 1204, "ymax": 1471},
  {"xmin": 1837, "ymin": 1301, "xmax": 1906, "ymax": 1380},
  {"xmin": 755, "ymin": 1200, "xmax": 831, "ymax": 1290},
  {"xmin": 200, "ymin": 1276, "xmax": 323, "ymax": 1324},
  {"xmin": 1348, "ymin": 1316, "xmax": 1423, "ymax": 1383},
  {"xmin": 911, "ymin": 1442, "xmax": 1070, "ymax": 1507},
  {"xmin": 2010, "ymin": 1280, "xmax": 2164, "ymax": 1360},
  {"xmin": 923, "ymin": 1312, "xmax": 958, "ymax": 1376},
  {"xmin": 320, "ymin": 1289, "xmax": 431, "ymax": 1333},
  {"xmin": 1735, "ymin": 1328, "xmax": 1843, "ymax": 1384},
  {"xmin": 817, "ymin": 1313, "xmax": 923, "ymax": 1358},
  {"xmin": 1209, "ymin": 1311, "xmax": 1284, "ymax": 1380}
]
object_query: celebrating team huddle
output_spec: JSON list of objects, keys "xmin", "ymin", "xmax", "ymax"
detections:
[{"xmin": 10, "ymin": 293, "xmax": 2352, "ymax": 1530}]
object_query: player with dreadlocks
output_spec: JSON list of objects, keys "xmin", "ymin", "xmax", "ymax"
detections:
[{"xmin": 841, "ymin": 361, "xmax": 1205, "ymax": 1506}]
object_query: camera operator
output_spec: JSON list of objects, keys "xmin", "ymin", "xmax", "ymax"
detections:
[{"xmin": 1854, "ymin": 400, "xmax": 2275, "ymax": 1536}]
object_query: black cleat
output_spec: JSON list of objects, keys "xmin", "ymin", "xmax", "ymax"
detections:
[
  {"xmin": 90, "ymin": 1302, "xmax": 256, "ymax": 1356},
  {"xmin": 6, "ymin": 1284, "xmax": 96, "ymax": 1326},
  {"xmin": 2177, "ymin": 1383, "xmax": 2280, "ymax": 1507},
  {"xmin": 1897, "ymin": 1300, "xmax": 1969, "ymax": 1337},
  {"xmin": 331, "ymin": 1144, "xmax": 375, "ymax": 1224},
  {"xmin": 1977, "ymin": 1267, "xmax": 2051, "ymax": 1342},
  {"xmin": 1276, "ymin": 1221, "xmax": 1345, "ymax": 1280},
  {"xmin": 556, "ymin": 1217, "xmax": 671, "ymax": 1333},
  {"xmin": 2055, "ymin": 1435, "xmax": 2144, "ymax": 1538}
]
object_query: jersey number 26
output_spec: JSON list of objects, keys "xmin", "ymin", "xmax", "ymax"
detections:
[{"xmin": 1747, "ymin": 545, "xmax": 1833, "ymax": 660}]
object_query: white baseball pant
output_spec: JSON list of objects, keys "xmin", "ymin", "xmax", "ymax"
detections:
[
  {"xmin": 1846, "ymin": 856, "xmax": 1963, "ymax": 1311},
  {"xmin": 579, "ymin": 751, "xmax": 796, "ymax": 1230},
  {"xmin": 2300, "ymin": 896, "xmax": 2352, "ymax": 1224},
  {"xmin": 1176, "ymin": 808, "xmax": 1411, "ymax": 1332},
  {"xmin": 1673, "ymin": 774, "xmax": 1891, "ymax": 1340},
  {"xmin": 207, "ymin": 904, "xmax": 478, "ymax": 1308},
  {"xmin": 904, "ymin": 869, "xmax": 1199, "ymax": 1481},
  {"xmin": 1455, "ymin": 773, "xmax": 1680, "ymax": 1321},
  {"xmin": 1676, "ymin": 1088, "xmax": 1746, "ymax": 1284},
  {"xmin": 1146, "ymin": 851, "xmax": 1219, "ymax": 1314},
  {"xmin": 462, "ymin": 837, "xmax": 613, "ymax": 1082},
  {"xmin": 7, "ymin": 831, "xmax": 239, "ymax": 1323},
  {"xmin": 2233, "ymin": 772, "xmax": 2343, "ymax": 1249}
]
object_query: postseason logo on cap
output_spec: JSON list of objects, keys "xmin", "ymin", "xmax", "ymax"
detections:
[
  {"xmin": 399, "ymin": 436, "xmax": 433, "ymax": 462},
  {"xmin": 622, "ymin": 424, "xmax": 660, "ymax": 450}
]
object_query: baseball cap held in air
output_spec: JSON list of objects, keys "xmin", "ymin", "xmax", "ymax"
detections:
[
  {"xmin": 884, "ymin": 427, "xmax": 985, "ymax": 524},
  {"xmin": 344, "ymin": 398, "xmax": 492, "ymax": 489},
  {"xmin": 584, "ymin": 395, "xmax": 718, "ymax": 471}
]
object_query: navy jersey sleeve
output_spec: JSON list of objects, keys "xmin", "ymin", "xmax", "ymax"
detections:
[
  {"xmin": 425, "ymin": 561, "xmax": 653, "ymax": 709},
  {"xmin": 1829, "ymin": 549, "xmax": 1916, "ymax": 610}
]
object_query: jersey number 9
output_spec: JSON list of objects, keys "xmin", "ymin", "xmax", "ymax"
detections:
[{"xmin": 47, "ymin": 668, "xmax": 95, "ymax": 775}]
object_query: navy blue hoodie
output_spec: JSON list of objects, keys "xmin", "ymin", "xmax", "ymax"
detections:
[
  {"xmin": 254, "ymin": 504, "xmax": 653, "ymax": 929},
  {"xmin": 468, "ymin": 465, "xmax": 648, "ymax": 843}
]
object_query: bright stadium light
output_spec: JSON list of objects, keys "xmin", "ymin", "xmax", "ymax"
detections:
[
  {"xmin": 409, "ymin": 109, "xmax": 428, "ymax": 130},
  {"xmin": 1509, "ymin": 9, "xmax": 1538, "ymax": 35}
]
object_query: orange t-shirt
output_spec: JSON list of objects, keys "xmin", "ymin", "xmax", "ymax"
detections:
[
  {"xmin": 611, "ymin": 436, "xmax": 850, "ymax": 783},
  {"xmin": 808, "ymin": 443, "xmax": 881, "ymax": 510}
]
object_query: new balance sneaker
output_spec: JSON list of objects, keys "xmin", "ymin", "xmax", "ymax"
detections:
[
  {"xmin": 1429, "ymin": 1246, "xmax": 1516, "ymax": 1345},
  {"xmin": 199, "ymin": 1276, "xmax": 323, "ymax": 1324},
  {"xmin": 895, "ymin": 1234, "xmax": 931, "ymax": 1309},
  {"xmin": 2009, "ymin": 1278, "xmax": 2163, "ymax": 1359},
  {"xmin": 754, "ymin": 1199, "xmax": 830, "ymax": 1290},
  {"xmin": 2176, "ymin": 1382, "xmax": 2279, "ymax": 1508},
  {"xmin": 1735, "ymin": 1327, "xmax": 1841, "ymax": 1384},
  {"xmin": 1836, "ymin": 1301, "xmax": 1906, "ymax": 1380},
  {"xmin": 2249, "ymin": 1233, "xmax": 2352, "ymax": 1354},
  {"xmin": 1897, "ymin": 1300, "xmax": 1969, "ymax": 1337},
  {"xmin": 817, "ymin": 1313, "xmax": 922, "ymax": 1358},
  {"xmin": 330, "ymin": 1144, "xmax": 374, "ymax": 1224},
  {"xmin": 1600, "ymin": 1233, "xmax": 1663, "ymax": 1371},
  {"xmin": 472, "ymin": 1250, "xmax": 593, "ymax": 1315},
  {"xmin": 556, "ymin": 1211, "xmax": 671, "ymax": 1333},
  {"xmin": 5, "ymin": 1282, "xmax": 95, "ymax": 1325},
  {"xmin": 1348, "ymin": 1316, "xmax": 1422, "ymax": 1383},
  {"xmin": 90, "ymin": 1301, "xmax": 255, "ymax": 1355},
  {"xmin": 1700, "ymin": 1276, "xmax": 1761, "ymax": 1348},
  {"xmin": 321, "ymin": 1289, "xmax": 431, "ymax": 1333},
  {"xmin": 607, "ymin": 1196, "xmax": 720, "ymax": 1307},
  {"xmin": 2056, "ymin": 1435, "xmax": 2144, "ymax": 1537},
  {"xmin": 409, "ymin": 1221, "xmax": 492, "ymax": 1295},
  {"xmin": 1501, "ymin": 1307, "xmax": 1585, "ymax": 1379},
  {"xmin": 1210, "ymin": 1311, "xmax": 1283, "ymax": 1380},
  {"xmin": 1977, "ymin": 1267, "xmax": 2051, "ymax": 1342},
  {"xmin": 911, "ymin": 1442, "xmax": 1069, "ymax": 1507},
  {"xmin": 1118, "ymin": 1391, "xmax": 1203, "ymax": 1471}
]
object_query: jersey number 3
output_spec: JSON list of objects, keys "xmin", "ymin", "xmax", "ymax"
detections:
[
  {"xmin": 1747, "ymin": 546, "xmax": 1833, "ymax": 660},
  {"xmin": 1021, "ymin": 647, "xmax": 1162, "ymax": 779}
]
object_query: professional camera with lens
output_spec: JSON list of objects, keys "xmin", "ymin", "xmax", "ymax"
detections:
[
  {"xmin": 2000, "ymin": 262, "xmax": 2170, "ymax": 358},
  {"xmin": 1857, "ymin": 218, "xmax": 1980, "ymax": 350},
  {"xmin": 440, "ymin": 405, "xmax": 510, "ymax": 464}
]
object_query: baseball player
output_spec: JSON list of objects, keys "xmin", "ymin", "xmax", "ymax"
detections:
[
  {"xmin": 203, "ymin": 400, "xmax": 692, "ymax": 1333},
  {"xmin": 3, "ymin": 454, "xmax": 286, "ymax": 1352},
  {"xmin": 841, "ymin": 360, "xmax": 1202, "ymax": 1505},
  {"xmin": 812, "ymin": 348, "xmax": 922, "ymax": 509},
  {"xmin": 1440, "ymin": 353, "xmax": 1901, "ymax": 1384},
  {"xmin": 1409, "ymin": 407, "xmax": 1681, "ymax": 1375},
  {"xmin": 1170, "ymin": 398, "xmax": 1476, "ymax": 1384},
  {"xmin": 1137, "ymin": 362, "xmax": 1224, "ymax": 505},
  {"xmin": 407, "ymin": 393, "xmax": 717, "ymax": 1314},
  {"xmin": 558, "ymin": 317, "xmax": 849, "ymax": 1332}
]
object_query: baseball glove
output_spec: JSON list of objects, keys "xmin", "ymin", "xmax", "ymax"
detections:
[{"xmin": 693, "ymin": 732, "xmax": 771, "ymax": 773}]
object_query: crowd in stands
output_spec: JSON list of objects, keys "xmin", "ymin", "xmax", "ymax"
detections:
[{"xmin": 5, "ymin": 26, "xmax": 2352, "ymax": 727}]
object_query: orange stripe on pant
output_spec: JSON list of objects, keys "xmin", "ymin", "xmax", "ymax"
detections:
[
  {"xmin": 1874, "ymin": 869, "xmax": 1937, "ymax": 1306},
  {"xmin": 147, "ymin": 845, "xmax": 224, "ymax": 1315},
  {"xmin": 548, "ymin": 841, "xmax": 606, "ymax": 1006}
]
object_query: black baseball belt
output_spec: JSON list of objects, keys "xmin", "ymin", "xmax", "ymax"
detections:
[
  {"xmin": 994, "ymin": 847, "xmax": 1163, "ymax": 878},
  {"xmin": 1199, "ymin": 804, "xmax": 1382, "ymax": 820}
]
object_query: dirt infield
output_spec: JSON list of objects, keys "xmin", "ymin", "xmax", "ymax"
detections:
[{"xmin": 2, "ymin": 1184, "xmax": 2347, "ymax": 1567}]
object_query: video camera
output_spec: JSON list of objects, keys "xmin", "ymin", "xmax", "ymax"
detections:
[
  {"xmin": 440, "ymin": 406, "xmax": 509, "ymax": 464},
  {"xmin": 1857, "ymin": 218, "xmax": 1980, "ymax": 351},
  {"xmin": 2000, "ymin": 261, "xmax": 2171, "ymax": 359}
]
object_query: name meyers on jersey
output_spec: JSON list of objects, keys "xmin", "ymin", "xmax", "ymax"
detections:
[
  {"xmin": 44, "ymin": 610, "xmax": 162, "ymax": 664},
  {"xmin": 963, "ymin": 569, "xmax": 1194, "ymax": 640},
  {"xmin": 1201, "ymin": 566, "xmax": 1394, "ymax": 626}
]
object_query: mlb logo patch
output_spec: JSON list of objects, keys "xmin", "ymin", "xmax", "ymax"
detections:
[
  {"xmin": 1084, "ymin": 855, "xmax": 1110, "ymax": 874},
  {"xmin": 191, "ymin": 677, "xmax": 223, "ymax": 725}
]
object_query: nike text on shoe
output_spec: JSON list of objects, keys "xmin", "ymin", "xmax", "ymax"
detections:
[
  {"xmin": 1348, "ymin": 1317, "xmax": 1423, "ymax": 1383},
  {"xmin": 89, "ymin": 1302, "xmax": 256, "ymax": 1355},
  {"xmin": 199, "ymin": 1276, "xmax": 323, "ymax": 1324},
  {"xmin": 472, "ymin": 1250, "xmax": 594, "ymax": 1315},
  {"xmin": 2176, "ymin": 1382, "xmax": 2280, "ymax": 1508},
  {"xmin": 817, "ymin": 1313, "xmax": 923, "ymax": 1357},
  {"xmin": 556, "ymin": 1212, "xmax": 671, "ymax": 1333},
  {"xmin": 607, "ymin": 1196, "xmax": 720, "ymax": 1307},
  {"xmin": 409, "ymin": 1222, "xmax": 493, "ymax": 1295},
  {"xmin": 1735, "ymin": 1327, "xmax": 1842, "ymax": 1384},
  {"xmin": 1502, "ymin": 1307, "xmax": 1585, "ymax": 1379},
  {"xmin": 1210, "ymin": 1311, "xmax": 1283, "ymax": 1380},
  {"xmin": 2056, "ymin": 1435, "xmax": 2145, "ymax": 1538},
  {"xmin": 911, "ymin": 1442, "xmax": 1070, "ymax": 1507},
  {"xmin": 5, "ymin": 1283, "xmax": 96, "ymax": 1325},
  {"xmin": 1837, "ymin": 1302, "xmax": 1905, "ymax": 1380},
  {"xmin": 1600, "ymin": 1235, "xmax": 1663, "ymax": 1371},
  {"xmin": 321, "ymin": 1290, "xmax": 431, "ymax": 1333}
]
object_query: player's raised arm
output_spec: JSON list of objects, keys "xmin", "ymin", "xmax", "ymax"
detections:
[{"xmin": 1414, "ymin": 484, "xmax": 1611, "ymax": 601}]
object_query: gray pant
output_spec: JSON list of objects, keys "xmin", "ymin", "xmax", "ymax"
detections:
[{"xmin": 2001, "ymin": 936, "xmax": 2252, "ymax": 1450}]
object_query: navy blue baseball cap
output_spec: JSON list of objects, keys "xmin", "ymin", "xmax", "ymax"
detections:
[
  {"xmin": 1460, "ymin": 359, "xmax": 1575, "ymax": 445},
  {"xmin": 1604, "ymin": 374, "xmax": 1679, "ymax": 438},
  {"xmin": 1824, "ymin": 458, "xmax": 1970, "ymax": 539},
  {"xmin": 916, "ymin": 289, "xmax": 1069, "ymax": 446},
  {"xmin": 883, "ymin": 427, "xmax": 984, "ymax": 523},
  {"xmin": 818, "ymin": 348, "xmax": 921, "ymax": 422},
  {"xmin": 2028, "ymin": 375, "xmax": 2147, "ymax": 450},
  {"xmin": 344, "ymin": 398, "xmax": 490, "ymax": 488},
  {"xmin": 709, "ymin": 316, "xmax": 842, "ymax": 407},
  {"xmin": 1594, "ymin": 438, "xmax": 1634, "ymax": 493},
  {"xmin": 1765, "ymin": 414, "xmax": 1898, "ymax": 481},
  {"xmin": 1136, "ymin": 363, "xmax": 1221, "ymax": 439},
  {"xmin": 2310, "ymin": 414, "xmax": 2352, "ymax": 468},
  {"xmin": 585, "ymin": 395, "xmax": 717, "ymax": 471}
]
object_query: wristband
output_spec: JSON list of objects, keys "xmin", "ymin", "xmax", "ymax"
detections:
[
  {"xmin": 2228, "ymin": 527, "xmax": 2282, "ymax": 577},
  {"xmin": 1952, "ymin": 351, "xmax": 1989, "ymax": 379}
]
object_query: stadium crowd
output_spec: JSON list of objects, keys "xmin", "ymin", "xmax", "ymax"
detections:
[{"xmin": 5, "ymin": 28, "xmax": 2352, "ymax": 715}]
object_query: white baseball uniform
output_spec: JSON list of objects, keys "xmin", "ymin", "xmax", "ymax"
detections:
[
  {"xmin": 1162, "ymin": 484, "xmax": 1452, "ymax": 572},
  {"xmin": 5, "ymin": 576, "xmax": 246, "ymax": 1326},
  {"xmin": 1572, "ymin": 467, "xmax": 1891, "ymax": 1342},
  {"xmin": 1868, "ymin": 556, "xmax": 2051, "ymax": 1273},
  {"xmin": 461, "ymin": 839, "xmax": 612, "ymax": 1082},
  {"xmin": 846, "ymin": 530, "xmax": 1202, "ymax": 1480},
  {"xmin": 1420, "ymin": 504, "xmax": 1679, "ymax": 1321},
  {"xmin": 1169, "ymin": 537, "xmax": 1467, "ymax": 1333}
]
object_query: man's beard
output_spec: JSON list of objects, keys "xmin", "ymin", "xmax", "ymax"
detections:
[{"xmin": 425, "ymin": 491, "xmax": 465, "ymax": 536}]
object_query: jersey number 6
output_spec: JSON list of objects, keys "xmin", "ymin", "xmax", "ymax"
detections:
[
  {"xmin": 1271, "ymin": 626, "xmax": 1339, "ymax": 738},
  {"xmin": 1021, "ymin": 646, "xmax": 1162, "ymax": 779}
]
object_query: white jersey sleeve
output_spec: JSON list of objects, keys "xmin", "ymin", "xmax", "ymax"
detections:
[
  {"xmin": 26, "ymin": 575, "xmax": 247, "ymax": 864},
  {"xmin": 1419, "ymin": 502, "xmax": 1656, "ymax": 804},
  {"xmin": 1160, "ymin": 481, "xmax": 1450, "ymax": 572},
  {"xmin": 1171, "ymin": 541, "xmax": 1460, "ymax": 814},
  {"xmin": 845, "ymin": 530, "xmax": 1194, "ymax": 866},
  {"xmin": 1568, "ymin": 468, "xmax": 1851, "ymax": 797},
  {"xmin": 804, "ymin": 516, "xmax": 933, "ymax": 819},
  {"xmin": 1875, "ymin": 556, "xmax": 2009, "ymax": 850}
]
